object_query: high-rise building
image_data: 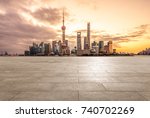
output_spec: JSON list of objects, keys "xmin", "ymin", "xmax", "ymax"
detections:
[
  {"xmin": 52, "ymin": 41, "xmax": 57, "ymax": 53},
  {"xmin": 87, "ymin": 22, "xmax": 91, "ymax": 49},
  {"xmin": 99, "ymin": 41, "xmax": 104, "ymax": 52},
  {"xmin": 84, "ymin": 37, "xmax": 88, "ymax": 50},
  {"xmin": 77, "ymin": 32, "xmax": 82, "ymax": 50},
  {"xmin": 24, "ymin": 50, "xmax": 30, "ymax": 56},
  {"xmin": 92, "ymin": 41, "xmax": 97, "ymax": 48},
  {"xmin": 91, "ymin": 41, "xmax": 99, "ymax": 54},
  {"xmin": 64, "ymin": 40, "xmax": 68, "ymax": 47},
  {"xmin": 113, "ymin": 49, "xmax": 117, "ymax": 54},
  {"xmin": 29, "ymin": 42, "xmax": 39, "ymax": 56},
  {"xmin": 108, "ymin": 41, "xmax": 113, "ymax": 53},
  {"xmin": 58, "ymin": 40, "xmax": 62, "ymax": 54},
  {"xmin": 44, "ymin": 43, "xmax": 51, "ymax": 55},
  {"xmin": 66, "ymin": 47, "xmax": 70, "ymax": 55},
  {"xmin": 55, "ymin": 42, "xmax": 60, "ymax": 55},
  {"xmin": 39, "ymin": 42, "xmax": 45, "ymax": 54},
  {"xmin": 92, "ymin": 45, "xmax": 99, "ymax": 54},
  {"xmin": 138, "ymin": 48, "xmax": 150, "ymax": 55},
  {"xmin": 104, "ymin": 45, "xmax": 109, "ymax": 53}
]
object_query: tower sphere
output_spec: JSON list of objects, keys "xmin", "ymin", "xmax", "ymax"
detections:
[{"xmin": 62, "ymin": 26, "xmax": 66, "ymax": 30}]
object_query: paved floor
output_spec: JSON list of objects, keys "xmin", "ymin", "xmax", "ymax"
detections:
[{"xmin": 0, "ymin": 56, "xmax": 150, "ymax": 101}]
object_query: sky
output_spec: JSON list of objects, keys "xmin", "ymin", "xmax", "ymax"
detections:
[{"xmin": 0, "ymin": 0, "xmax": 150, "ymax": 54}]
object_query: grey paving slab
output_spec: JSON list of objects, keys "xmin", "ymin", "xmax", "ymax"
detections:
[
  {"xmin": 0, "ymin": 56, "xmax": 150, "ymax": 101},
  {"xmin": 52, "ymin": 83, "xmax": 77, "ymax": 91},
  {"xmin": 79, "ymin": 92, "xmax": 146, "ymax": 101},
  {"xmin": 138, "ymin": 92, "xmax": 150, "ymax": 100},
  {"xmin": 78, "ymin": 73, "xmax": 95, "ymax": 77},
  {"xmin": 1, "ymin": 77, "xmax": 40, "ymax": 84},
  {"xmin": 114, "ymin": 76, "xmax": 150, "ymax": 83},
  {"xmin": 0, "ymin": 83, "xmax": 55, "ymax": 92},
  {"xmin": 11, "ymin": 91, "xmax": 78, "ymax": 101},
  {"xmin": 77, "ymin": 83, "xmax": 106, "ymax": 91},
  {"xmin": 103, "ymin": 83, "xmax": 150, "ymax": 92},
  {"xmin": 0, "ymin": 92, "xmax": 19, "ymax": 101},
  {"xmin": 95, "ymin": 72, "xmax": 148, "ymax": 77},
  {"xmin": 79, "ymin": 76, "xmax": 119, "ymax": 83},
  {"xmin": 36, "ymin": 77, "xmax": 78, "ymax": 83}
]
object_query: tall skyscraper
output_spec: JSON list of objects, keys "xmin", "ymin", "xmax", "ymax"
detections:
[
  {"xmin": 113, "ymin": 49, "xmax": 116, "ymax": 54},
  {"xmin": 99, "ymin": 41, "xmax": 104, "ymax": 52},
  {"xmin": 39, "ymin": 42, "xmax": 45, "ymax": 54},
  {"xmin": 104, "ymin": 45, "xmax": 109, "ymax": 53},
  {"xmin": 58, "ymin": 40, "xmax": 62, "ymax": 53},
  {"xmin": 84, "ymin": 37, "xmax": 88, "ymax": 50},
  {"xmin": 77, "ymin": 32, "xmax": 82, "ymax": 50},
  {"xmin": 52, "ymin": 41, "xmax": 57, "ymax": 53},
  {"xmin": 87, "ymin": 22, "xmax": 91, "ymax": 49},
  {"xmin": 92, "ymin": 41, "xmax": 97, "ymax": 48},
  {"xmin": 44, "ymin": 43, "xmax": 51, "ymax": 55},
  {"xmin": 30, "ymin": 42, "xmax": 38, "ymax": 56},
  {"xmin": 91, "ymin": 41, "xmax": 99, "ymax": 54},
  {"xmin": 108, "ymin": 41, "xmax": 113, "ymax": 53}
]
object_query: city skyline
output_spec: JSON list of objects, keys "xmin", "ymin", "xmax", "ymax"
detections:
[
  {"xmin": 0, "ymin": 0, "xmax": 150, "ymax": 54},
  {"xmin": 23, "ymin": 22, "xmax": 116, "ymax": 57}
]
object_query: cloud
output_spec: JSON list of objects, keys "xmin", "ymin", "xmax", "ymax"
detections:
[
  {"xmin": 66, "ymin": 24, "xmax": 149, "ymax": 49},
  {"xmin": 75, "ymin": 29, "xmax": 87, "ymax": 33},
  {"xmin": 0, "ymin": 0, "xmax": 32, "ymax": 12},
  {"xmin": 0, "ymin": 0, "xmax": 66, "ymax": 54},
  {"xmin": 75, "ymin": 0, "xmax": 98, "ymax": 10},
  {"xmin": 0, "ymin": 0, "xmax": 70, "ymax": 25},
  {"xmin": 0, "ymin": 12, "xmax": 57, "ymax": 53},
  {"xmin": 31, "ymin": 8, "xmax": 69, "ymax": 25},
  {"xmin": 91, "ymin": 24, "xmax": 149, "ymax": 43},
  {"xmin": 0, "ymin": 0, "xmax": 150, "ymax": 53}
]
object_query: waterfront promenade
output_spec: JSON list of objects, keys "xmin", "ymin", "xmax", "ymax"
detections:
[{"xmin": 0, "ymin": 56, "xmax": 150, "ymax": 101}]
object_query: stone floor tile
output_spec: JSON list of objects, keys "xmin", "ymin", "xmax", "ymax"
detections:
[
  {"xmin": 0, "ymin": 56, "xmax": 150, "ymax": 101},
  {"xmin": 12, "ymin": 91, "xmax": 78, "ymax": 101},
  {"xmin": 77, "ymin": 83, "xmax": 106, "ymax": 91},
  {"xmin": 79, "ymin": 92, "xmax": 146, "ymax": 101},
  {"xmin": 103, "ymin": 83, "xmax": 150, "ymax": 92},
  {"xmin": 0, "ymin": 92, "xmax": 19, "ymax": 101},
  {"xmin": 138, "ymin": 92, "xmax": 150, "ymax": 100}
]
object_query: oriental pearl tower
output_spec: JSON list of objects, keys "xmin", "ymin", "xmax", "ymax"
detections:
[{"xmin": 61, "ymin": 9, "xmax": 69, "ymax": 55}]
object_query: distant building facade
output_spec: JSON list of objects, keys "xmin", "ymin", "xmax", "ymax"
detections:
[
  {"xmin": 99, "ymin": 41, "xmax": 104, "ymax": 53},
  {"xmin": 108, "ymin": 41, "xmax": 113, "ymax": 53},
  {"xmin": 84, "ymin": 37, "xmax": 88, "ymax": 50},
  {"xmin": 25, "ymin": 42, "xmax": 52, "ymax": 56},
  {"xmin": 87, "ymin": 22, "xmax": 91, "ymax": 49},
  {"xmin": 138, "ymin": 48, "xmax": 150, "ymax": 55},
  {"xmin": 77, "ymin": 32, "xmax": 82, "ymax": 51}
]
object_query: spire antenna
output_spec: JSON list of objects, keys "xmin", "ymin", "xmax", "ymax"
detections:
[
  {"xmin": 63, "ymin": 8, "xmax": 65, "ymax": 26},
  {"xmin": 61, "ymin": 8, "xmax": 66, "ymax": 43}
]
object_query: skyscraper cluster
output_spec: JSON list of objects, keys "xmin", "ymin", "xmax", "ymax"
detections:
[
  {"xmin": 25, "ymin": 42, "xmax": 51, "ymax": 56},
  {"xmin": 25, "ymin": 9, "xmax": 70, "ymax": 56},
  {"xmin": 138, "ymin": 48, "xmax": 150, "ymax": 55},
  {"xmin": 24, "ymin": 10, "xmax": 116, "ymax": 56},
  {"xmin": 52, "ymin": 40, "xmax": 70, "ymax": 56},
  {"xmin": 75, "ymin": 23, "xmax": 116, "ymax": 56}
]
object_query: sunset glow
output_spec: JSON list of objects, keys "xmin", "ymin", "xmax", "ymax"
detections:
[{"xmin": 0, "ymin": 0, "xmax": 150, "ymax": 54}]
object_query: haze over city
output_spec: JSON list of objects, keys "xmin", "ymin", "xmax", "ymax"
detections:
[{"xmin": 0, "ymin": 0, "xmax": 150, "ymax": 54}]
